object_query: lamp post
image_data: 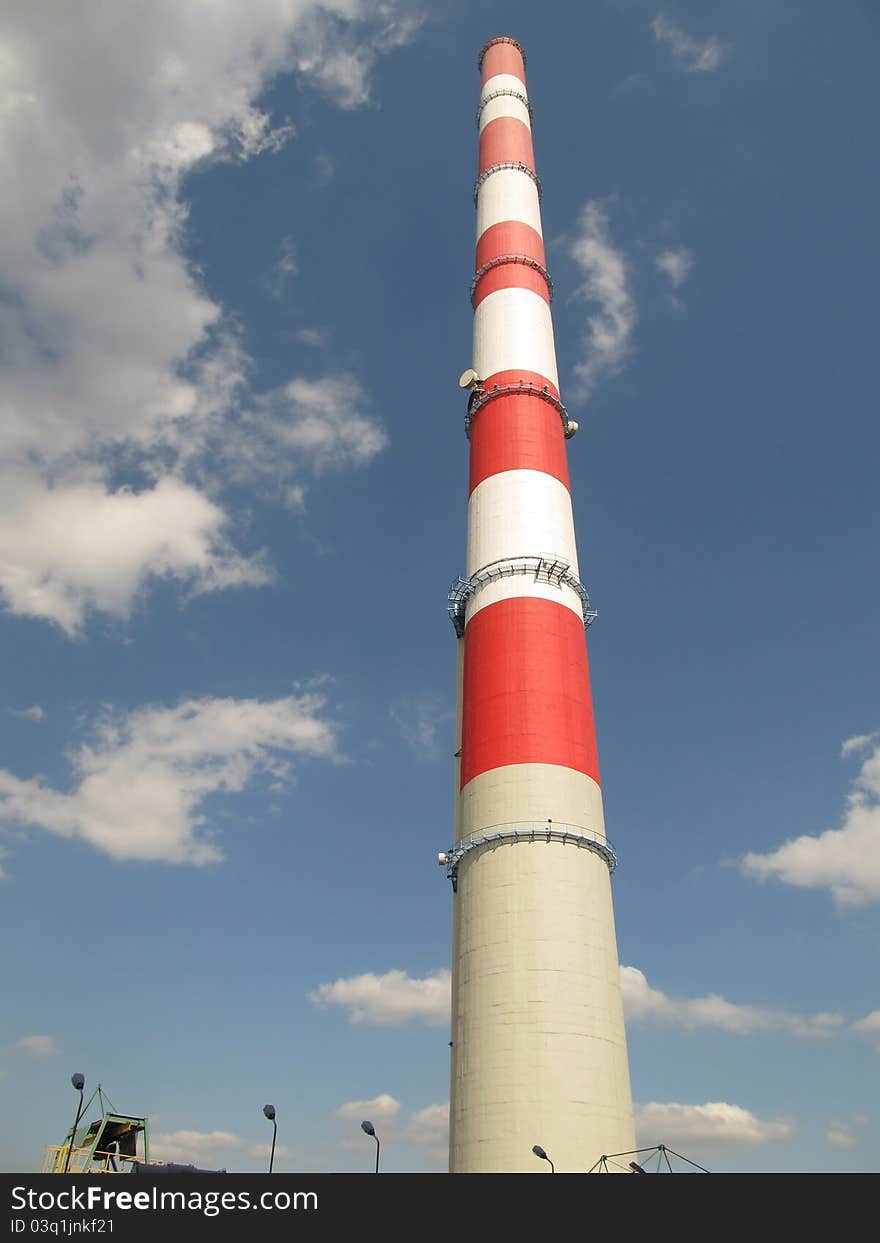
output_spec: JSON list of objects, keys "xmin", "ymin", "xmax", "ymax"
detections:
[
  {"xmin": 263, "ymin": 1104, "xmax": 277, "ymax": 1174},
  {"xmin": 532, "ymin": 1144, "xmax": 555, "ymax": 1173},
  {"xmin": 361, "ymin": 1120, "xmax": 380, "ymax": 1173},
  {"xmin": 63, "ymin": 1074, "xmax": 86, "ymax": 1174}
]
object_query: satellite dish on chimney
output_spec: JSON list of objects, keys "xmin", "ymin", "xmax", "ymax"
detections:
[{"xmin": 458, "ymin": 368, "xmax": 480, "ymax": 390}]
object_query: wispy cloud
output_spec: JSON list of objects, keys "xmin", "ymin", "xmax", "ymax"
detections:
[
  {"xmin": 652, "ymin": 14, "xmax": 727, "ymax": 73},
  {"xmin": 635, "ymin": 1101, "xmax": 794, "ymax": 1150},
  {"xmin": 742, "ymin": 733, "xmax": 880, "ymax": 906},
  {"xmin": 611, "ymin": 73, "xmax": 645, "ymax": 99},
  {"xmin": 17, "ymin": 1034, "xmax": 56, "ymax": 1057},
  {"xmin": 10, "ymin": 705, "xmax": 45, "ymax": 723},
  {"xmin": 825, "ymin": 1116, "xmax": 867, "ymax": 1149},
  {"xmin": 151, "ymin": 1130, "xmax": 239, "ymax": 1166},
  {"xmin": 296, "ymin": 328, "xmax": 327, "ymax": 348},
  {"xmin": 853, "ymin": 1011, "xmax": 880, "ymax": 1049},
  {"xmin": 567, "ymin": 200, "xmax": 636, "ymax": 403},
  {"xmin": 266, "ymin": 235, "xmax": 298, "ymax": 299},
  {"xmin": 245, "ymin": 1141, "xmax": 291, "ymax": 1162},
  {"xmin": 292, "ymin": 10, "xmax": 423, "ymax": 110},
  {"xmin": 309, "ymin": 968, "xmax": 450, "ymax": 1026},
  {"xmin": 407, "ymin": 1104, "xmax": 449, "ymax": 1160},
  {"xmin": 246, "ymin": 375, "xmax": 388, "ymax": 476},
  {"xmin": 233, "ymin": 112, "xmax": 296, "ymax": 161},
  {"xmin": 621, "ymin": 966, "xmax": 844, "ymax": 1038},
  {"xmin": 389, "ymin": 696, "xmax": 453, "ymax": 758},
  {"xmin": 655, "ymin": 246, "xmax": 694, "ymax": 290},
  {"xmin": 0, "ymin": 693, "xmax": 338, "ymax": 865},
  {"xmin": 311, "ymin": 152, "xmax": 336, "ymax": 185},
  {"xmin": 841, "ymin": 732, "xmax": 876, "ymax": 758}
]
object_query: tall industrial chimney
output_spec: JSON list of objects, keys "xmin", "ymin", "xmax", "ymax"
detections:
[{"xmin": 443, "ymin": 36, "xmax": 636, "ymax": 1173}]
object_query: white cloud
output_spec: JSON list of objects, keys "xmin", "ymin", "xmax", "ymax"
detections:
[
  {"xmin": 151, "ymin": 1130, "xmax": 240, "ymax": 1166},
  {"xmin": 309, "ymin": 968, "xmax": 450, "ymax": 1026},
  {"xmin": 742, "ymin": 735, "xmax": 880, "ymax": 906},
  {"xmin": 853, "ymin": 1011, "xmax": 880, "ymax": 1034},
  {"xmin": 292, "ymin": 9, "xmax": 423, "ymax": 109},
  {"xmin": 17, "ymin": 1034, "xmax": 55, "ymax": 1057},
  {"xmin": 407, "ymin": 1104, "xmax": 448, "ymax": 1159},
  {"xmin": 825, "ymin": 1114, "xmax": 867, "ymax": 1149},
  {"xmin": 0, "ymin": 473, "xmax": 269, "ymax": 634},
  {"xmin": 621, "ymin": 965, "xmax": 844, "ymax": 1038},
  {"xmin": 841, "ymin": 732, "xmax": 876, "ymax": 757},
  {"xmin": 652, "ymin": 14, "xmax": 727, "ymax": 73},
  {"xmin": 0, "ymin": 692, "xmax": 338, "ymax": 864},
  {"xmin": 296, "ymin": 328, "xmax": 327, "ymax": 347},
  {"xmin": 635, "ymin": 1101, "xmax": 794, "ymax": 1150},
  {"xmin": 0, "ymin": 1, "xmax": 408, "ymax": 632},
  {"xmin": 245, "ymin": 375, "xmax": 388, "ymax": 476},
  {"xmin": 311, "ymin": 964, "xmax": 843, "ymax": 1038},
  {"xmin": 853, "ymin": 1011, "xmax": 880, "ymax": 1049},
  {"xmin": 10, "ymin": 706, "xmax": 45, "ymax": 723},
  {"xmin": 826, "ymin": 1124, "xmax": 859, "ymax": 1150},
  {"xmin": 655, "ymin": 246, "xmax": 694, "ymax": 290},
  {"xmin": 245, "ymin": 1141, "xmax": 292, "ymax": 1161},
  {"xmin": 284, "ymin": 485, "xmax": 308, "ymax": 513},
  {"xmin": 234, "ymin": 112, "xmax": 297, "ymax": 161},
  {"xmin": 568, "ymin": 201, "xmax": 636, "ymax": 403},
  {"xmin": 336, "ymin": 1094, "xmax": 401, "ymax": 1122}
]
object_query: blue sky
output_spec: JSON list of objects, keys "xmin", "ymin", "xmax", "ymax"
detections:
[{"xmin": 1, "ymin": 0, "xmax": 878, "ymax": 1173}]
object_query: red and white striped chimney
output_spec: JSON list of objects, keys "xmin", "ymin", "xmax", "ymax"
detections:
[{"xmin": 444, "ymin": 36, "xmax": 636, "ymax": 1174}]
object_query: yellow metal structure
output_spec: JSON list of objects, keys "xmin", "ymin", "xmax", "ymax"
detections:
[
  {"xmin": 42, "ymin": 1145, "xmax": 146, "ymax": 1174},
  {"xmin": 44, "ymin": 1085, "xmax": 155, "ymax": 1174}
]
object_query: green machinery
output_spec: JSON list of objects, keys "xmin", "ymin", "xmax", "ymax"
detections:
[{"xmin": 43, "ymin": 1084, "xmax": 150, "ymax": 1174}]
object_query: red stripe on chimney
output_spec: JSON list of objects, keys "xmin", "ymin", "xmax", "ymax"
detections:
[{"xmin": 460, "ymin": 596, "xmax": 600, "ymax": 788}]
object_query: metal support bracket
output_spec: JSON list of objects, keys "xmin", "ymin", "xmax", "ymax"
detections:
[
  {"xmin": 477, "ymin": 88, "xmax": 533, "ymax": 125},
  {"xmin": 474, "ymin": 162, "xmax": 542, "ymax": 205},
  {"xmin": 439, "ymin": 822, "xmax": 617, "ymax": 892},
  {"xmin": 470, "ymin": 253, "xmax": 553, "ymax": 305},
  {"xmin": 447, "ymin": 555, "xmax": 597, "ymax": 636},
  {"xmin": 478, "ymin": 36, "xmax": 527, "ymax": 70},
  {"xmin": 464, "ymin": 380, "xmax": 573, "ymax": 437}
]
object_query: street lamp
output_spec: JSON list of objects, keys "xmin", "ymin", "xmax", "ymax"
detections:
[
  {"xmin": 263, "ymin": 1104, "xmax": 277, "ymax": 1174},
  {"xmin": 532, "ymin": 1144, "xmax": 555, "ymax": 1173},
  {"xmin": 63, "ymin": 1074, "xmax": 86, "ymax": 1174},
  {"xmin": 629, "ymin": 1161, "xmax": 646, "ymax": 1173},
  {"xmin": 361, "ymin": 1120, "xmax": 380, "ymax": 1173}
]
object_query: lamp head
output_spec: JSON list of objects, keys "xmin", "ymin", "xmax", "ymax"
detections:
[
  {"xmin": 361, "ymin": 1120, "xmax": 376, "ymax": 1137},
  {"xmin": 532, "ymin": 1145, "xmax": 548, "ymax": 1160},
  {"xmin": 71, "ymin": 1073, "xmax": 85, "ymax": 1092},
  {"xmin": 629, "ymin": 1161, "xmax": 646, "ymax": 1173},
  {"xmin": 263, "ymin": 1104, "xmax": 276, "ymax": 1121}
]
